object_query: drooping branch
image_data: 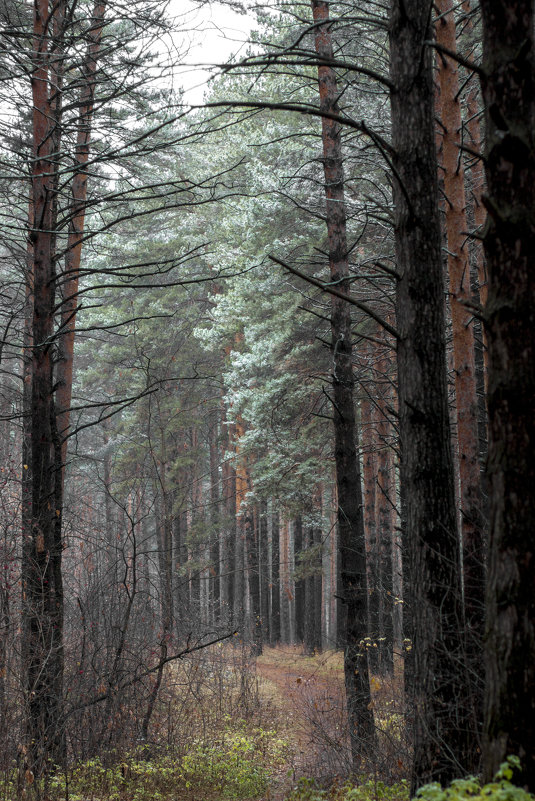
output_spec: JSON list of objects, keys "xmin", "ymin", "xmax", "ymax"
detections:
[{"xmin": 269, "ymin": 254, "xmax": 399, "ymax": 340}]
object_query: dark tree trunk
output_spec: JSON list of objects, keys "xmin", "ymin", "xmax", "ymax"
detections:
[
  {"xmin": 232, "ymin": 419, "xmax": 247, "ymax": 635},
  {"xmin": 479, "ymin": 0, "xmax": 535, "ymax": 787},
  {"xmin": 23, "ymin": 0, "xmax": 64, "ymax": 774},
  {"xmin": 294, "ymin": 517, "xmax": 305, "ymax": 644},
  {"xmin": 279, "ymin": 519, "xmax": 290, "ymax": 645},
  {"xmin": 361, "ymin": 365, "xmax": 379, "ymax": 671},
  {"xmin": 244, "ymin": 506, "xmax": 262, "ymax": 655},
  {"xmin": 312, "ymin": 0, "xmax": 375, "ymax": 767},
  {"xmin": 225, "ymin": 458, "xmax": 237, "ymax": 628},
  {"xmin": 220, "ymin": 413, "xmax": 235, "ymax": 625},
  {"xmin": 177, "ymin": 505, "xmax": 190, "ymax": 626},
  {"xmin": 374, "ymin": 349, "xmax": 395, "ymax": 675},
  {"xmin": 153, "ymin": 486, "xmax": 173, "ymax": 637},
  {"xmin": 259, "ymin": 502, "xmax": 269, "ymax": 645},
  {"xmin": 270, "ymin": 506, "xmax": 280, "ymax": 645},
  {"xmin": 233, "ymin": 514, "xmax": 244, "ymax": 635},
  {"xmin": 303, "ymin": 527, "xmax": 315, "ymax": 655},
  {"xmin": 389, "ymin": 0, "xmax": 479, "ymax": 784},
  {"xmin": 209, "ymin": 410, "xmax": 220, "ymax": 620},
  {"xmin": 313, "ymin": 526, "xmax": 322, "ymax": 652}
]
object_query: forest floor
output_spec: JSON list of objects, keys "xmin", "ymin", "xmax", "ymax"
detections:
[
  {"xmin": 14, "ymin": 646, "xmax": 406, "ymax": 801},
  {"xmin": 254, "ymin": 646, "xmax": 407, "ymax": 796},
  {"xmin": 254, "ymin": 647, "xmax": 350, "ymax": 794}
]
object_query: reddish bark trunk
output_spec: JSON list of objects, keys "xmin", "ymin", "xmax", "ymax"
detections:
[
  {"xmin": 56, "ymin": 1, "xmax": 106, "ymax": 477},
  {"xmin": 435, "ymin": 0, "xmax": 485, "ymax": 741},
  {"xmin": 461, "ymin": 0, "xmax": 488, "ymax": 312}
]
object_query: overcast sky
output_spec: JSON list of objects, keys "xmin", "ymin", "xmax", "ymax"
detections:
[{"xmin": 172, "ymin": 2, "xmax": 255, "ymax": 103}]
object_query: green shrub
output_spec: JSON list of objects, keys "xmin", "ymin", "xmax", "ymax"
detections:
[
  {"xmin": 287, "ymin": 775, "xmax": 409, "ymax": 801},
  {"xmin": 286, "ymin": 758, "xmax": 533, "ymax": 801},
  {"xmin": 416, "ymin": 757, "xmax": 534, "ymax": 801},
  {"xmin": 42, "ymin": 721, "xmax": 289, "ymax": 801}
]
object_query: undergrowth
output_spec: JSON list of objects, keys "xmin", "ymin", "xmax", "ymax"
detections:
[
  {"xmin": 286, "ymin": 758, "xmax": 535, "ymax": 801},
  {"xmin": 415, "ymin": 757, "xmax": 534, "ymax": 801},
  {"xmin": 5, "ymin": 648, "xmax": 528, "ymax": 801},
  {"xmin": 4, "ymin": 720, "xmax": 289, "ymax": 801},
  {"xmin": 287, "ymin": 776, "xmax": 410, "ymax": 801}
]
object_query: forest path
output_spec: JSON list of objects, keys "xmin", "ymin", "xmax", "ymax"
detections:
[{"xmin": 255, "ymin": 647, "xmax": 350, "ymax": 789}]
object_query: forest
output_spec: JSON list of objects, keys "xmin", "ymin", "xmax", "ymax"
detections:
[{"xmin": 0, "ymin": 0, "xmax": 534, "ymax": 799}]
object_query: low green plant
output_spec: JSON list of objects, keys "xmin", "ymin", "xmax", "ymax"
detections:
[
  {"xmin": 287, "ymin": 775, "xmax": 409, "ymax": 801},
  {"xmin": 48, "ymin": 758, "xmax": 126, "ymax": 800},
  {"xmin": 41, "ymin": 721, "xmax": 289, "ymax": 801},
  {"xmin": 180, "ymin": 721, "xmax": 289, "ymax": 799},
  {"xmin": 286, "ymin": 759, "xmax": 534, "ymax": 801},
  {"xmin": 416, "ymin": 757, "xmax": 534, "ymax": 801}
]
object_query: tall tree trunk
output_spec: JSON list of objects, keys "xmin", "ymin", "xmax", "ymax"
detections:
[
  {"xmin": 153, "ymin": 482, "xmax": 173, "ymax": 637},
  {"xmin": 304, "ymin": 526, "xmax": 321, "ymax": 655},
  {"xmin": 55, "ymin": 1, "xmax": 105, "ymax": 484},
  {"xmin": 234, "ymin": 418, "xmax": 247, "ymax": 635},
  {"xmin": 303, "ymin": 526, "xmax": 314, "ymax": 655},
  {"xmin": 245, "ymin": 507, "xmax": 262, "ymax": 655},
  {"xmin": 361, "ymin": 367, "xmax": 378, "ymax": 669},
  {"xmin": 279, "ymin": 518, "xmax": 290, "ymax": 645},
  {"xmin": 219, "ymin": 412, "xmax": 234, "ymax": 624},
  {"xmin": 23, "ymin": 0, "xmax": 64, "ymax": 774},
  {"xmin": 226, "ymin": 437, "xmax": 237, "ymax": 629},
  {"xmin": 209, "ymin": 409, "xmax": 220, "ymax": 621},
  {"xmin": 313, "ymin": 525, "xmax": 323, "ymax": 652},
  {"xmin": 374, "ymin": 347, "xmax": 394, "ymax": 675},
  {"xmin": 176, "ymin": 497, "xmax": 190, "ymax": 628},
  {"xmin": 389, "ymin": 0, "xmax": 478, "ymax": 783},
  {"xmin": 435, "ymin": 0, "xmax": 485, "ymax": 741},
  {"xmin": 259, "ymin": 502, "xmax": 269, "ymax": 646},
  {"xmin": 287, "ymin": 521, "xmax": 296, "ymax": 645},
  {"xmin": 461, "ymin": 0, "xmax": 488, "ymax": 325},
  {"xmin": 479, "ymin": 0, "xmax": 535, "ymax": 786},
  {"xmin": 270, "ymin": 505, "xmax": 280, "ymax": 645},
  {"xmin": 294, "ymin": 517, "xmax": 305, "ymax": 644},
  {"xmin": 312, "ymin": 0, "xmax": 375, "ymax": 767}
]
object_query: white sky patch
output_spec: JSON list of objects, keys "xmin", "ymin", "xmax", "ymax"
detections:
[{"xmin": 169, "ymin": 1, "xmax": 255, "ymax": 103}]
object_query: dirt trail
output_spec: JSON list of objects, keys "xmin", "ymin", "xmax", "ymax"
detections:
[
  {"xmin": 254, "ymin": 647, "xmax": 407, "ymax": 793},
  {"xmin": 255, "ymin": 648, "xmax": 350, "ymax": 783}
]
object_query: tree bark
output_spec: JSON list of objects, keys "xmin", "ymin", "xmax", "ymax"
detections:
[
  {"xmin": 55, "ymin": 0, "xmax": 105, "ymax": 484},
  {"xmin": 312, "ymin": 0, "xmax": 375, "ymax": 767},
  {"xmin": 361, "ymin": 361, "xmax": 378, "ymax": 669},
  {"xmin": 303, "ymin": 526, "xmax": 315, "ymax": 655},
  {"xmin": 374, "ymin": 347, "xmax": 394, "ymax": 675},
  {"xmin": 209, "ymin": 409, "xmax": 221, "ymax": 621},
  {"xmin": 23, "ymin": 0, "xmax": 64, "ymax": 773},
  {"xmin": 294, "ymin": 516, "xmax": 305, "ymax": 644},
  {"xmin": 270, "ymin": 505, "xmax": 280, "ymax": 645},
  {"xmin": 479, "ymin": 0, "xmax": 535, "ymax": 786},
  {"xmin": 259, "ymin": 502, "xmax": 269, "ymax": 645},
  {"xmin": 279, "ymin": 518, "xmax": 290, "ymax": 645},
  {"xmin": 313, "ymin": 525, "xmax": 323, "ymax": 652},
  {"xmin": 435, "ymin": 0, "xmax": 485, "ymax": 741},
  {"xmin": 389, "ymin": 0, "xmax": 478, "ymax": 783}
]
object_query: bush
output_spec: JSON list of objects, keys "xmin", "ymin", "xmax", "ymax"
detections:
[
  {"xmin": 287, "ymin": 775, "xmax": 410, "ymax": 801},
  {"xmin": 43, "ymin": 721, "xmax": 289, "ymax": 801},
  {"xmin": 415, "ymin": 757, "xmax": 534, "ymax": 801}
]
